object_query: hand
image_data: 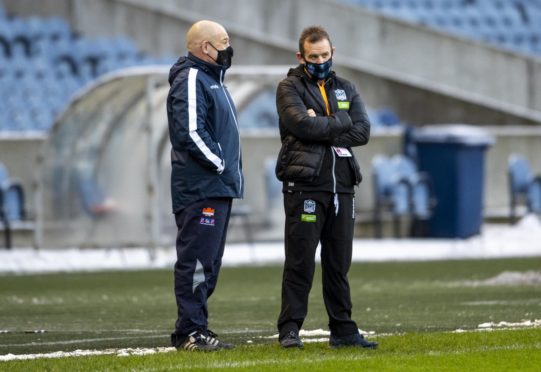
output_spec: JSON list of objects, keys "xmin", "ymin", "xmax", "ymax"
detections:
[{"xmin": 307, "ymin": 109, "xmax": 316, "ymax": 117}]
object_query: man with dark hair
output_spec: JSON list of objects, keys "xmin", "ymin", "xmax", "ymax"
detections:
[
  {"xmin": 167, "ymin": 20, "xmax": 242, "ymax": 352},
  {"xmin": 275, "ymin": 25, "xmax": 378, "ymax": 349}
]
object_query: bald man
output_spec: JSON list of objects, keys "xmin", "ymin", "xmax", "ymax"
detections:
[{"xmin": 167, "ymin": 20, "xmax": 242, "ymax": 352}]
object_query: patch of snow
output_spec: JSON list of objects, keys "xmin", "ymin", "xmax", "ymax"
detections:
[
  {"xmin": 1, "ymin": 215, "xmax": 541, "ymax": 274},
  {"xmin": 299, "ymin": 329, "xmax": 329, "ymax": 337},
  {"xmin": 462, "ymin": 271, "xmax": 541, "ymax": 287},
  {"xmin": 478, "ymin": 319, "xmax": 541, "ymax": 329},
  {"xmin": 0, "ymin": 347, "xmax": 176, "ymax": 362},
  {"xmin": 264, "ymin": 328, "xmax": 374, "ymax": 340},
  {"xmin": 303, "ymin": 338, "xmax": 329, "ymax": 343}
]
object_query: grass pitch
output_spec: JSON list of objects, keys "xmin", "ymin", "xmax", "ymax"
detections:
[{"xmin": 1, "ymin": 257, "xmax": 540, "ymax": 370}]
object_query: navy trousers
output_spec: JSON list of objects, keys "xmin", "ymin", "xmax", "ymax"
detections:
[
  {"xmin": 278, "ymin": 191, "xmax": 359, "ymax": 339},
  {"xmin": 172, "ymin": 197, "xmax": 232, "ymax": 340}
]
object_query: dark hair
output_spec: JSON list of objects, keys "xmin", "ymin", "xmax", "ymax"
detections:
[{"xmin": 298, "ymin": 26, "xmax": 332, "ymax": 57}]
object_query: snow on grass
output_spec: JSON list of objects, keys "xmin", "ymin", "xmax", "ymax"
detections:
[
  {"xmin": 459, "ymin": 271, "xmax": 541, "ymax": 287},
  {"xmin": 478, "ymin": 319, "xmax": 541, "ymax": 329},
  {"xmin": 0, "ymin": 347, "xmax": 176, "ymax": 362}
]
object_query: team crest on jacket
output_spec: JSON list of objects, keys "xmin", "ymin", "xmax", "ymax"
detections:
[
  {"xmin": 202, "ymin": 207, "xmax": 215, "ymax": 217},
  {"xmin": 304, "ymin": 199, "xmax": 316, "ymax": 213},
  {"xmin": 334, "ymin": 89, "xmax": 347, "ymax": 101}
]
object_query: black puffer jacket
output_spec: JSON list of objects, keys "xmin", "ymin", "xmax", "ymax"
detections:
[{"xmin": 275, "ymin": 65, "xmax": 370, "ymax": 191}]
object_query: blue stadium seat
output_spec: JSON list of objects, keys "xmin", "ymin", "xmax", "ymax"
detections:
[
  {"xmin": 372, "ymin": 154, "xmax": 410, "ymax": 238},
  {"xmin": 367, "ymin": 107, "xmax": 402, "ymax": 131},
  {"xmin": 391, "ymin": 154, "xmax": 435, "ymax": 220},
  {"xmin": 508, "ymin": 154, "xmax": 541, "ymax": 223},
  {"xmin": 42, "ymin": 17, "xmax": 71, "ymax": 41},
  {"xmin": 0, "ymin": 20, "xmax": 11, "ymax": 57},
  {"xmin": 0, "ymin": 163, "xmax": 26, "ymax": 218},
  {"xmin": 0, "ymin": 161, "xmax": 27, "ymax": 249},
  {"xmin": 372, "ymin": 154, "xmax": 436, "ymax": 238},
  {"xmin": 377, "ymin": 107, "xmax": 402, "ymax": 127}
]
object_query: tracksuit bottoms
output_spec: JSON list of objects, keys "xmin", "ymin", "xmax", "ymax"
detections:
[
  {"xmin": 278, "ymin": 191, "xmax": 359, "ymax": 339},
  {"xmin": 171, "ymin": 197, "xmax": 232, "ymax": 344}
]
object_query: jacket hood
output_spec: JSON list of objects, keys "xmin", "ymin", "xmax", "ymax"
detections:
[{"xmin": 168, "ymin": 53, "xmax": 226, "ymax": 85}]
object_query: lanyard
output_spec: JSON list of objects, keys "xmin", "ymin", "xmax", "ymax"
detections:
[{"xmin": 317, "ymin": 81, "xmax": 330, "ymax": 116}]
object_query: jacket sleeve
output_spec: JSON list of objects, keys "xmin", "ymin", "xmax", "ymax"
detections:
[
  {"xmin": 276, "ymin": 78, "xmax": 352, "ymax": 143},
  {"xmin": 330, "ymin": 85, "xmax": 370, "ymax": 148},
  {"xmin": 168, "ymin": 69, "xmax": 225, "ymax": 173}
]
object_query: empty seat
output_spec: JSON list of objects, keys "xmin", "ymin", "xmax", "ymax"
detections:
[
  {"xmin": 391, "ymin": 154, "xmax": 436, "ymax": 236},
  {"xmin": 0, "ymin": 162, "xmax": 27, "ymax": 249},
  {"xmin": 372, "ymin": 154, "xmax": 436, "ymax": 238},
  {"xmin": 508, "ymin": 154, "xmax": 541, "ymax": 223},
  {"xmin": 42, "ymin": 17, "xmax": 72, "ymax": 41},
  {"xmin": 372, "ymin": 154, "xmax": 410, "ymax": 237}
]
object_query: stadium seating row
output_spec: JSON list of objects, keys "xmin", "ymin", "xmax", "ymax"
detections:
[
  {"xmin": 0, "ymin": 4, "xmax": 404, "ymax": 134},
  {"xmin": 342, "ymin": 0, "xmax": 541, "ymax": 56},
  {"xmin": 0, "ymin": 5, "xmax": 175, "ymax": 133}
]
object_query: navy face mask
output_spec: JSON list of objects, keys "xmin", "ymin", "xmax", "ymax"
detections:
[
  {"xmin": 209, "ymin": 43, "xmax": 234, "ymax": 69},
  {"xmin": 305, "ymin": 58, "xmax": 333, "ymax": 80}
]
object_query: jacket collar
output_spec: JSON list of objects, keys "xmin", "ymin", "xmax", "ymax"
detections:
[
  {"xmin": 187, "ymin": 53, "xmax": 226, "ymax": 83},
  {"xmin": 288, "ymin": 64, "xmax": 336, "ymax": 85}
]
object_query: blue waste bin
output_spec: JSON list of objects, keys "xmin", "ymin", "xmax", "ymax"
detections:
[{"xmin": 414, "ymin": 125, "xmax": 494, "ymax": 238}]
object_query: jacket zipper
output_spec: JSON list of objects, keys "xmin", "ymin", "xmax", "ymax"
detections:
[{"xmin": 317, "ymin": 79, "xmax": 339, "ymax": 215}]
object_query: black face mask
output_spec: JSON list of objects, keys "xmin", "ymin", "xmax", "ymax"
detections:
[{"xmin": 208, "ymin": 43, "xmax": 234, "ymax": 69}]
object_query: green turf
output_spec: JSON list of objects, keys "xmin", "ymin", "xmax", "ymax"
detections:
[
  {"xmin": 2, "ymin": 330, "xmax": 541, "ymax": 371},
  {"xmin": 1, "ymin": 257, "xmax": 540, "ymax": 370}
]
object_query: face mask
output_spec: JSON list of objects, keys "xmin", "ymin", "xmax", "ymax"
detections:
[
  {"xmin": 208, "ymin": 43, "xmax": 234, "ymax": 69},
  {"xmin": 305, "ymin": 58, "xmax": 333, "ymax": 80}
]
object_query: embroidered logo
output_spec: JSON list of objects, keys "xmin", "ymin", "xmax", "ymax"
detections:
[
  {"xmin": 202, "ymin": 207, "xmax": 215, "ymax": 217},
  {"xmin": 304, "ymin": 199, "xmax": 316, "ymax": 214},
  {"xmin": 210, "ymin": 84, "xmax": 220, "ymax": 90},
  {"xmin": 200, "ymin": 217, "xmax": 215, "ymax": 226},
  {"xmin": 334, "ymin": 89, "xmax": 347, "ymax": 101}
]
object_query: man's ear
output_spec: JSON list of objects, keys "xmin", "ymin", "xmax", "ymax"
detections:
[
  {"xmin": 332, "ymin": 46, "xmax": 336, "ymax": 55},
  {"xmin": 296, "ymin": 51, "xmax": 304, "ymax": 63},
  {"xmin": 201, "ymin": 41, "xmax": 209, "ymax": 55}
]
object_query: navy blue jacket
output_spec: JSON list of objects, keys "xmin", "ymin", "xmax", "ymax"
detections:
[{"xmin": 167, "ymin": 54, "xmax": 243, "ymax": 213}]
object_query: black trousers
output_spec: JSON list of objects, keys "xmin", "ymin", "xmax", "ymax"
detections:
[
  {"xmin": 278, "ymin": 191, "xmax": 359, "ymax": 339},
  {"xmin": 172, "ymin": 197, "xmax": 232, "ymax": 342}
]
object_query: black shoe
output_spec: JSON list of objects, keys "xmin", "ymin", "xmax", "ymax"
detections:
[
  {"xmin": 205, "ymin": 329, "xmax": 235, "ymax": 350},
  {"xmin": 176, "ymin": 331, "xmax": 220, "ymax": 352},
  {"xmin": 329, "ymin": 333, "xmax": 378, "ymax": 349},
  {"xmin": 280, "ymin": 330, "xmax": 304, "ymax": 349}
]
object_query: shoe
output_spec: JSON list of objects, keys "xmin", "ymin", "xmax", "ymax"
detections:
[
  {"xmin": 280, "ymin": 330, "xmax": 304, "ymax": 348},
  {"xmin": 177, "ymin": 331, "xmax": 220, "ymax": 352},
  {"xmin": 205, "ymin": 329, "xmax": 235, "ymax": 350},
  {"xmin": 329, "ymin": 333, "xmax": 378, "ymax": 349}
]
